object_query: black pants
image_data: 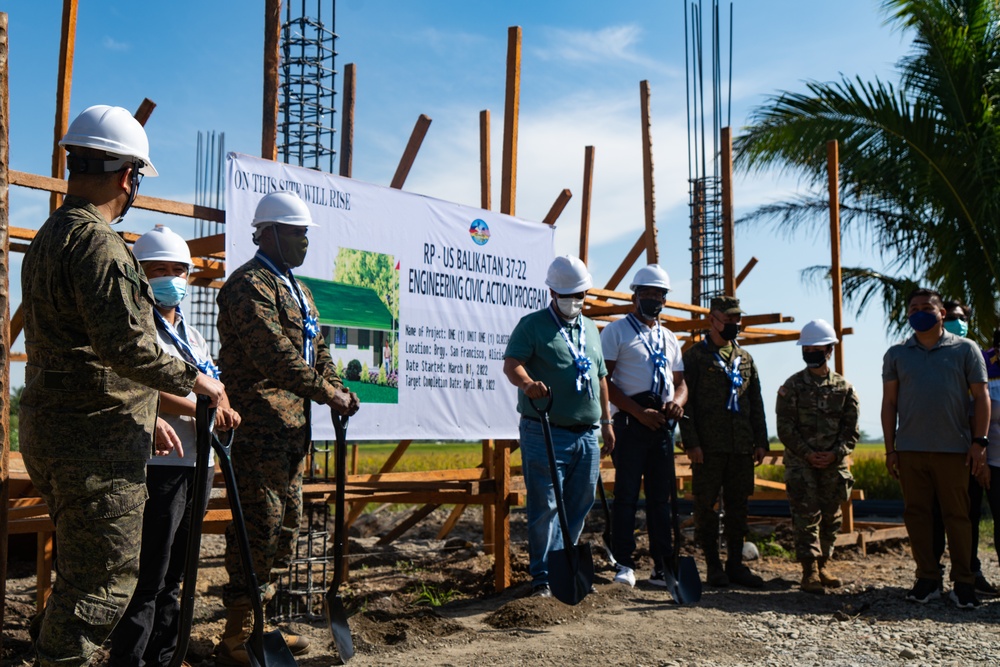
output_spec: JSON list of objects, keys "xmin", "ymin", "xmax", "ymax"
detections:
[
  {"xmin": 109, "ymin": 464, "xmax": 213, "ymax": 667},
  {"xmin": 932, "ymin": 465, "xmax": 1000, "ymax": 576},
  {"xmin": 610, "ymin": 412, "xmax": 675, "ymax": 570}
]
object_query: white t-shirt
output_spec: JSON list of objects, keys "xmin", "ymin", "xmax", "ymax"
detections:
[
  {"xmin": 147, "ymin": 311, "xmax": 215, "ymax": 468},
  {"xmin": 600, "ymin": 314, "xmax": 684, "ymax": 415}
]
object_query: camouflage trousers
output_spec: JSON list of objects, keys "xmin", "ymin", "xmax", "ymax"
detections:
[
  {"xmin": 222, "ymin": 431, "xmax": 306, "ymax": 609},
  {"xmin": 784, "ymin": 462, "xmax": 853, "ymax": 561},
  {"xmin": 22, "ymin": 455, "xmax": 147, "ymax": 667},
  {"xmin": 691, "ymin": 451, "xmax": 755, "ymax": 558}
]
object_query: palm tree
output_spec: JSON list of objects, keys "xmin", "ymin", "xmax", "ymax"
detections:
[{"xmin": 735, "ymin": 0, "xmax": 1000, "ymax": 340}]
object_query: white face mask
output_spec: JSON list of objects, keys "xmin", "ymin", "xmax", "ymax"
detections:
[{"xmin": 556, "ymin": 297, "xmax": 584, "ymax": 319}]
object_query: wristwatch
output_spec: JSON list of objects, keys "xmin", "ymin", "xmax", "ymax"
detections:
[{"xmin": 972, "ymin": 436, "xmax": 989, "ymax": 447}]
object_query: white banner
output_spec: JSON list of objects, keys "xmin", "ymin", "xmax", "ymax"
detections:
[{"xmin": 225, "ymin": 153, "xmax": 555, "ymax": 441}]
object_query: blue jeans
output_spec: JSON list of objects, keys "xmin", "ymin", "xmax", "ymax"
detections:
[
  {"xmin": 610, "ymin": 413, "xmax": 675, "ymax": 570},
  {"xmin": 519, "ymin": 418, "xmax": 600, "ymax": 586}
]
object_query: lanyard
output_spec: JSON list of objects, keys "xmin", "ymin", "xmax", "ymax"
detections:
[
  {"xmin": 255, "ymin": 251, "xmax": 320, "ymax": 367},
  {"xmin": 626, "ymin": 313, "xmax": 669, "ymax": 397},
  {"xmin": 548, "ymin": 304, "xmax": 593, "ymax": 398},
  {"xmin": 153, "ymin": 308, "xmax": 220, "ymax": 379},
  {"xmin": 705, "ymin": 339, "xmax": 742, "ymax": 412}
]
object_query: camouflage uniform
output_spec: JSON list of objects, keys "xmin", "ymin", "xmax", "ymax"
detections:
[
  {"xmin": 680, "ymin": 339, "xmax": 768, "ymax": 561},
  {"xmin": 216, "ymin": 255, "xmax": 345, "ymax": 609},
  {"xmin": 19, "ymin": 196, "xmax": 198, "ymax": 667},
  {"xmin": 776, "ymin": 369, "xmax": 859, "ymax": 561}
]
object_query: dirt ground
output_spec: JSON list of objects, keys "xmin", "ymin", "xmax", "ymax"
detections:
[{"xmin": 0, "ymin": 507, "xmax": 970, "ymax": 666}]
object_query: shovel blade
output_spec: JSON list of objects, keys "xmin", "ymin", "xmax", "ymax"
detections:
[
  {"xmin": 253, "ymin": 628, "xmax": 299, "ymax": 667},
  {"xmin": 325, "ymin": 590, "xmax": 355, "ymax": 662},
  {"xmin": 548, "ymin": 544, "xmax": 594, "ymax": 606},
  {"xmin": 676, "ymin": 556, "xmax": 702, "ymax": 603}
]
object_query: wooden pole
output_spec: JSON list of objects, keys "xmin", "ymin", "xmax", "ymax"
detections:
[
  {"xmin": 604, "ymin": 232, "xmax": 646, "ymax": 291},
  {"xmin": 500, "ymin": 26, "xmax": 521, "ymax": 216},
  {"xmin": 389, "ymin": 114, "xmax": 431, "ymax": 189},
  {"xmin": 479, "ymin": 110, "xmax": 491, "ymax": 211},
  {"xmin": 827, "ymin": 139, "xmax": 845, "ymax": 374},
  {"xmin": 481, "ymin": 439, "xmax": 494, "ymax": 553},
  {"xmin": 735, "ymin": 257, "xmax": 759, "ymax": 288},
  {"xmin": 50, "ymin": 0, "xmax": 77, "ymax": 212},
  {"xmin": 639, "ymin": 81, "xmax": 657, "ymax": 264},
  {"xmin": 133, "ymin": 98, "xmax": 156, "ymax": 127},
  {"xmin": 541, "ymin": 189, "xmax": 571, "ymax": 226},
  {"xmin": 262, "ymin": 0, "xmax": 281, "ymax": 161},
  {"xmin": 493, "ymin": 439, "xmax": 511, "ymax": 591},
  {"xmin": 579, "ymin": 146, "xmax": 595, "ymax": 264},
  {"xmin": 0, "ymin": 11, "xmax": 11, "ymax": 648},
  {"xmin": 720, "ymin": 126, "xmax": 736, "ymax": 296},
  {"xmin": 339, "ymin": 63, "xmax": 356, "ymax": 178}
]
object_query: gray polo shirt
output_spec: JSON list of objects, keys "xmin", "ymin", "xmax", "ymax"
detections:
[{"xmin": 882, "ymin": 331, "xmax": 987, "ymax": 453}]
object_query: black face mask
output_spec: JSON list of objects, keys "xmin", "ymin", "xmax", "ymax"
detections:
[
  {"xmin": 802, "ymin": 349, "xmax": 828, "ymax": 368},
  {"xmin": 638, "ymin": 298, "xmax": 663, "ymax": 320},
  {"xmin": 719, "ymin": 322, "xmax": 740, "ymax": 341}
]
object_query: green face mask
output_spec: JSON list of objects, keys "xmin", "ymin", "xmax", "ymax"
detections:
[{"xmin": 275, "ymin": 228, "xmax": 309, "ymax": 268}]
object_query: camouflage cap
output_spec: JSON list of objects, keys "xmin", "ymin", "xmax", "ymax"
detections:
[{"xmin": 709, "ymin": 295, "xmax": 744, "ymax": 315}]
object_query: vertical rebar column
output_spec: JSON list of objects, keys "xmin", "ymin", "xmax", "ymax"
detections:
[{"xmin": 189, "ymin": 131, "xmax": 225, "ymax": 358}]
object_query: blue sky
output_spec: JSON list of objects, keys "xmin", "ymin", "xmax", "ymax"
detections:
[{"xmin": 5, "ymin": 1, "xmax": 914, "ymax": 437}]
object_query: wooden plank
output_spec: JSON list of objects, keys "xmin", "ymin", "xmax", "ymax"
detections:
[
  {"xmin": 638, "ymin": 81, "xmax": 657, "ymax": 264},
  {"xmin": 351, "ymin": 443, "xmax": 358, "ymax": 475},
  {"xmin": 346, "ymin": 440, "xmax": 412, "ymax": 526},
  {"xmin": 390, "ymin": 114, "xmax": 432, "ymax": 190},
  {"xmin": 377, "ymin": 504, "xmax": 441, "ymax": 546},
  {"xmin": 437, "ymin": 504, "xmax": 468, "ymax": 540},
  {"xmin": 133, "ymin": 98, "xmax": 156, "ymax": 127},
  {"xmin": 339, "ymin": 63, "xmax": 356, "ymax": 178},
  {"xmin": 541, "ymin": 188, "xmax": 571, "ymax": 226},
  {"xmin": 588, "ymin": 287, "xmax": 711, "ymax": 314},
  {"xmin": 479, "ymin": 110, "xmax": 491, "ymax": 210},
  {"xmin": 50, "ymin": 0, "xmax": 77, "ymax": 212},
  {"xmin": 735, "ymin": 257, "xmax": 758, "ymax": 288},
  {"xmin": 185, "ymin": 233, "xmax": 225, "ymax": 258},
  {"xmin": 493, "ymin": 438, "xmax": 512, "ymax": 591},
  {"xmin": 579, "ymin": 146, "xmax": 595, "ymax": 264},
  {"xmin": 720, "ymin": 127, "xmax": 736, "ymax": 295},
  {"xmin": 262, "ymin": 0, "xmax": 280, "ymax": 161},
  {"xmin": 500, "ymin": 26, "xmax": 521, "ymax": 216},
  {"xmin": 9, "ymin": 171, "xmax": 226, "ymax": 222},
  {"xmin": 827, "ymin": 139, "xmax": 845, "ymax": 375},
  {"xmin": 0, "ymin": 12, "xmax": 10, "ymax": 640},
  {"xmin": 37, "ymin": 531, "xmax": 52, "ymax": 611},
  {"xmin": 482, "ymin": 439, "xmax": 494, "ymax": 553},
  {"xmin": 603, "ymin": 232, "xmax": 645, "ymax": 292}
]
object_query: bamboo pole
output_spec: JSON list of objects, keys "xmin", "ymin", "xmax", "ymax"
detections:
[
  {"xmin": 639, "ymin": 81, "xmax": 657, "ymax": 264},
  {"xmin": 50, "ymin": 0, "xmax": 76, "ymax": 212},
  {"xmin": 262, "ymin": 0, "xmax": 280, "ymax": 161},
  {"xmin": 0, "ymin": 11, "xmax": 10, "ymax": 646},
  {"xmin": 390, "ymin": 114, "xmax": 432, "ymax": 189},
  {"xmin": 339, "ymin": 63, "xmax": 356, "ymax": 178},
  {"xmin": 479, "ymin": 110, "xmax": 491, "ymax": 210},
  {"xmin": 827, "ymin": 140, "xmax": 845, "ymax": 374},
  {"xmin": 579, "ymin": 146, "xmax": 595, "ymax": 264},
  {"xmin": 720, "ymin": 126, "xmax": 736, "ymax": 296},
  {"xmin": 500, "ymin": 26, "xmax": 521, "ymax": 216}
]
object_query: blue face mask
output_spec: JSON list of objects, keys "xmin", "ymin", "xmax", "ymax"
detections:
[
  {"xmin": 149, "ymin": 275, "xmax": 188, "ymax": 307},
  {"xmin": 944, "ymin": 318, "xmax": 969, "ymax": 337},
  {"xmin": 908, "ymin": 310, "xmax": 939, "ymax": 333}
]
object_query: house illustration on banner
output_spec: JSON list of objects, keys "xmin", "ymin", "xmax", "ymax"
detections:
[{"xmin": 298, "ymin": 275, "xmax": 395, "ymax": 372}]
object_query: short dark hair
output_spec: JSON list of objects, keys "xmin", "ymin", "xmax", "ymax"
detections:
[
  {"xmin": 942, "ymin": 299, "xmax": 971, "ymax": 318},
  {"xmin": 907, "ymin": 287, "xmax": 943, "ymax": 308}
]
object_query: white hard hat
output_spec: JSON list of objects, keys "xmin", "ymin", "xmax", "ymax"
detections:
[
  {"xmin": 798, "ymin": 319, "xmax": 839, "ymax": 346},
  {"xmin": 545, "ymin": 255, "xmax": 593, "ymax": 295},
  {"xmin": 133, "ymin": 225, "xmax": 193, "ymax": 266},
  {"xmin": 630, "ymin": 264, "xmax": 671, "ymax": 292},
  {"xmin": 251, "ymin": 191, "xmax": 317, "ymax": 228},
  {"xmin": 59, "ymin": 105, "xmax": 158, "ymax": 177}
]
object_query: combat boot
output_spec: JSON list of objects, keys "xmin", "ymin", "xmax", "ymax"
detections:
[
  {"xmin": 705, "ymin": 553, "xmax": 729, "ymax": 587},
  {"xmin": 216, "ymin": 607, "xmax": 252, "ymax": 666},
  {"xmin": 817, "ymin": 558, "xmax": 842, "ymax": 588},
  {"xmin": 800, "ymin": 560, "xmax": 825, "ymax": 594},
  {"xmin": 726, "ymin": 554, "xmax": 764, "ymax": 589}
]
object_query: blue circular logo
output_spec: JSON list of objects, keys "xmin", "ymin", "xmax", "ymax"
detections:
[{"xmin": 469, "ymin": 219, "xmax": 490, "ymax": 245}]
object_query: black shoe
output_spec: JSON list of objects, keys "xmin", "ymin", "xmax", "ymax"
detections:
[
  {"xmin": 706, "ymin": 561, "xmax": 729, "ymax": 587},
  {"xmin": 727, "ymin": 564, "xmax": 764, "ymax": 589},
  {"xmin": 974, "ymin": 572, "xmax": 999, "ymax": 596},
  {"xmin": 950, "ymin": 581, "xmax": 980, "ymax": 609},
  {"xmin": 530, "ymin": 584, "xmax": 552, "ymax": 598},
  {"xmin": 905, "ymin": 578, "xmax": 941, "ymax": 603},
  {"xmin": 648, "ymin": 568, "xmax": 668, "ymax": 588}
]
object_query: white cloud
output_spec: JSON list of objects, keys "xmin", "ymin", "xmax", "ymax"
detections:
[
  {"xmin": 102, "ymin": 36, "xmax": 130, "ymax": 51},
  {"xmin": 534, "ymin": 25, "xmax": 678, "ymax": 76}
]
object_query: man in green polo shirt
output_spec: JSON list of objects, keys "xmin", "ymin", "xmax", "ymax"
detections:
[{"xmin": 503, "ymin": 255, "xmax": 615, "ymax": 598}]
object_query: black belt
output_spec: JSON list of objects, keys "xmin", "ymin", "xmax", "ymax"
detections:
[{"xmin": 521, "ymin": 415, "xmax": 596, "ymax": 434}]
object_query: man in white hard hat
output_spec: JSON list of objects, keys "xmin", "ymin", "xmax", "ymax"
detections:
[
  {"xmin": 600, "ymin": 264, "xmax": 687, "ymax": 588},
  {"xmin": 503, "ymin": 255, "xmax": 614, "ymax": 598},
  {"xmin": 110, "ymin": 225, "xmax": 241, "ymax": 666},
  {"xmin": 20, "ymin": 105, "xmax": 225, "ymax": 667},
  {"xmin": 775, "ymin": 319, "xmax": 859, "ymax": 594},
  {"xmin": 215, "ymin": 190, "xmax": 359, "ymax": 661}
]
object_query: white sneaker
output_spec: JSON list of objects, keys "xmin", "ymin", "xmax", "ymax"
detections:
[{"xmin": 614, "ymin": 565, "xmax": 636, "ymax": 587}]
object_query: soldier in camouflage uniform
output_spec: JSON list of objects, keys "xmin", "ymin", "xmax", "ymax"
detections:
[
  {"xmin": 216, "ymin": 191, "xmax": 359, "ymax": 664},
  {"xmin": 680, "ymin": 296, "xmax": 768, "ymax": 588},
  {"xmin": 19, "ymin": 105, "xmax": 225, "ymax": 667},
  {"xmin": 775, "ymin": 319, "xmax": 859, "ymax": 593}
]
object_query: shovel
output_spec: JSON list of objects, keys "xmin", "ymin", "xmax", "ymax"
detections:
[
  {"xmin": 595, "ymin": 473, "xmax": 617, "ymax": 567},
  {"xmin": 167, "ymin": 397, "xmax": 216, "ymax": 667},
  {"xmin": 325, "ymin": 413, "xmax": 355, "ymax": 662},
  {"xmin": 207, "ymin": 396, "xmax": 298, "ymax": 667},
  {"xmin": 663, "ymin": 423, "xmax": 701, "ymax": 604},
  {"xmin": 530, "ymin": 394, "xmax": 594, "ymax": 606}
]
